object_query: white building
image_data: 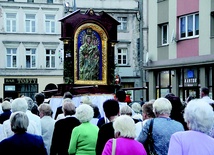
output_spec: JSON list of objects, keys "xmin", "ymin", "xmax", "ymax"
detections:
[
  {"xmin": 0, "ymin": 0, "xmax": 145, "ymax": 101},
  {"xmin": 0, "ymin": 0, "xmax": 64, "ymax": 99}
]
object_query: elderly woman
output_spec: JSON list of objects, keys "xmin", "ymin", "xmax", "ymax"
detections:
[
  {"xmin": 137, "ymin": 97, "xmax": 184, "ymax": 155},
  {"xmin": 0, "ymin": 111, "xmax": 47, "ymax": 155},
  {"xmin": 102, "ymin": 115, "xmax": 147, "ymax": 155},
  {"xmin": 38, "ymin": 103, "xmax": 55, "ymax": 155},
  {"xmin": 168, "ymin": 99, "xmax": 214, "ymax": 154},
  {"xmin": 68, "ymin": 104, "xmax": 99, "ymax": 155}
]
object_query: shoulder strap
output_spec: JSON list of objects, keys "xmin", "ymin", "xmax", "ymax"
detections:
[
  {"xmin": 148, "ymin": 118, "xmax": 154, "ymax": 135},
  {"xmin": 112, "ymin": 138, "xmax": 116, "ymax": 155}
]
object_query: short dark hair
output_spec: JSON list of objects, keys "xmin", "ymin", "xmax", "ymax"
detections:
[
  {"xmin": 103, "ymin": 99, "xmax": 119, "ymax": 119},
  {"xmin": 201, "ymin": 87, "xmax": 209, "ymax": 95},
  {"xmin": 35, "ymin": 93, "xmax": 45, "ymax": 105},
  {"xmin": 116, "ymin": 90, "xmax": 126, "ymax": 102}
]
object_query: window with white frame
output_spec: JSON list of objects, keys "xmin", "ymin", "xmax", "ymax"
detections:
[
  {"xmin": 179, "ymin": 13, "xmax": 199, "ymax": 39},
  {"xmin": 46, "ymin": 49, "xmax": 56, "ymax": 68},
  {"xmin": 26, "ymin": 48, "xmax": 36, "ymax": 68},
  {"xmin": 117, "ymin": 17, "xmax": 127, "ymax": 31},
  {"xmin": 25, "ymin": 14, "xmax": 36, "ymax": 33},
  {"xmin": 117, "ymin": 48, "xmax": 127, "ymax": 65},
  {"xmin": 161, "ymin": 24, "xmax": 168, "ymax": 45},
  {"xmin": 45, "ymin": 14, "xmax": 55, "ymax": 33},
  {"xmin": 6, "ymin": 48, "xmax": 17, "ymax": 68},
  {"xmin": 6, "ymin": 13, "xmax": 16, "ymax": 32}
]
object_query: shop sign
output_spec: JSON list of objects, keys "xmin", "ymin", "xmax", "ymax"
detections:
[
  {"xmin": 4, "ymin": 78, "xmax": 37, "ymax": 84},
  {"xmin": 184, "ymin": 78, "xmax": 197, "ymax": 84}
]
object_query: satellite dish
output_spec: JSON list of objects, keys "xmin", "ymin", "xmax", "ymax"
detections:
[
  {"xmin": 170, "ymin": 29, "xmax": 176, "ymax": 43},
  {"xmin": 64, "ymin": 2, "xmax": 70, "ymax": 8},
  {"xmin": 145, "ymin": 52, "xmax": 149, "ymax": 63}
]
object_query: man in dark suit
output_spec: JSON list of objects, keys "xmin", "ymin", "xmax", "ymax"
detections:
[
  {"xmin": 50, "ymin": 98, "xmax": 80, "ymax": 155},
  {"xmin": 96, "ymin": 99, "xmax": 119, "ymax": 155},
  {"xmin": 0, "ymin": 111, "xmax": 47, "ymax": 155}
]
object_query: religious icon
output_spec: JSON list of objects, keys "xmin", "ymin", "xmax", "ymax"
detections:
[{"xmin": 74, "ymin": 23, "xmax": 108, "ymax": 85}]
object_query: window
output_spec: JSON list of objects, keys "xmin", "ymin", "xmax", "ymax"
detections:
[
  {"xmin": 25, "ymin": 14, "xmax": 36, "ymax": 33},
  {"xmin": 117, "ymin": 17, "xmax": 127, "ymax": 31},
  {"xmin": 46, "ymin": 49, "xmax": 56, "ymax": 68},
  {"xmin": 45, "ymin": 15, "xmax": 55, "ymax": 33},
  {"xmin": 47, "ymin": 0, "xmax": 53, "ymax": 3},
  {"xmin": 179, "ymin": 13, "xmax": 199, "ymax": 39},
  {"xmin": 27, "ymin": 0, "xmax": 34, "ymax": 2},
  {"xmin": 8, "ymin": 0, "xmax": 14, "ymax": 1},
  {"xmin": 26, "ymin": 49, "xmax": 36, "ymax": 68},
  {"xmin": 161, "ymin": 24, "xmax": 168, "ymax": 45},
  {"xmin": 6, "ymin": 13, "xmax": 16, "ymax": 32},
  {"xmin": 117, "ymin": 48, "xmax": 127, "ymax": 65},
  {"xmin": 6, "ymin": 48, "xmax": 17, "ymax": 68},
  {"xmin": 211, "ymin": 11, "xmax": 214, "ymax": 36}
]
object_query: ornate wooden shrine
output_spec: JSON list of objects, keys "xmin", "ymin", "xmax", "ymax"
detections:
[{"xmin": 58, "ymin": 9, "xmax": 120, "ymax": 95}]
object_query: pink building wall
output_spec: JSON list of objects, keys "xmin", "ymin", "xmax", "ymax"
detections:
[{"xmin": 177, "ymin": 0, "xmax": 199, "ymax": 58}]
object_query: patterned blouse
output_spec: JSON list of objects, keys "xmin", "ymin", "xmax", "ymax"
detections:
[{"xmin": 137, "ymin": 117, "xmax": 184, "ymax": 155}]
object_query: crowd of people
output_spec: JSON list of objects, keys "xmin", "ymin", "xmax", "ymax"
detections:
[{"xmin": 0, "ymin": 87, "xmax": 214, "ymax": 155}]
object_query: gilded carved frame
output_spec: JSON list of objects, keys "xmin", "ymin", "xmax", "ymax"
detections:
[{"xmin": 74, "ymin": 23, "xmax": 108, "ymax": 85}]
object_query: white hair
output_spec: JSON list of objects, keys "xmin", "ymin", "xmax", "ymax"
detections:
[
  {"xmin": 11, "ymin": 98, "xmax": 28, "ymax": 113},
  {"xmin": 80, "ymin": 96, "xmax": 92, "ymax": 105},
  {"xmin": 131, "ymin": 102, "xmax": 142, "ymax": 114},
  {"xmin": 120, "ymin": 105, "xmax": 132, "ymax": 116},
  {"xmin": 184, "ymin": 99, "xmax": 214, "ymax": 134},
  {"xmin": 2, "ymin": 101, "xmax": 11, "ymax": 110},
  {"xmin": 113, "ymin": 115, "xmax": 136, "ymax": 138},
  {"xmin": 153, "ymin": 98, "xmax": 172, "ymax": 115},
  {"xmin": 75, "ymin": 104, "xmax": 93, "ymax": 123}
]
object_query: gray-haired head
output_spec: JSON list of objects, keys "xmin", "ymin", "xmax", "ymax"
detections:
[
  {"xmin": 2, "ymin": 101, "xmax": 11, "ymax": 111},
  {"xmin": 38, "ymin": 103, "xmax": 53, "ymax": 117},
  {"xmin": 113, "ymin": 115, "xmax": 136, "ymax": 138},
  {"xmin": 184, "ymin": 99, "xmax": 214, "ymax": 134},
  {"xmin": 120, "ymin": 105, "xmax": 132, "ymax": 116},
  {"xmin": 24, "ymin": 96, "xmax": 34, "ymax": 110},
  {"xmin": 10, "ymin": 111, "xmax": 29, "ymax": 133},
  {"xmin": 153, "ymin": 97, "xmax": 172, "ymax": 116},
  {"xmin": 75, "ymin": 104, "xmax": 93, "ymax": 123},
  {"xmin": 62, "ymin": 98, "xmax": 76, "ymax": 116},
  {"xmin": 11, "ymin": 98, "xmax": 28, "ymax": 113}
]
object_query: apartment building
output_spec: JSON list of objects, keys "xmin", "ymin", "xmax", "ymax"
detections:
[
  {"xmin": 0, "ymin": 0, "xmax": 64, "ymax": 99},
  {"xmin": 146, "ymin": 0, "xmax": 214, "ymax": 101},
  {"xmin": 0, "ymin": 0, "xmax": 144, "ymax": 101}
]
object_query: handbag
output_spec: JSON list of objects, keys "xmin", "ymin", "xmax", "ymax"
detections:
[
  {"xmin": 144, "ymin": 119, "xmax": 157, "ymax": 155},
  {"xmin": 111, "ymin": 138, "xmax": 116, "ymax": 155}
]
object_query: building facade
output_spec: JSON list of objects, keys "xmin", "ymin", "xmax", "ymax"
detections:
[
  {"xmin": 0, "ymin": 0, "xmax": 144, "ymax": 101},
  {"xmin": 0, "ymin": 0, "xmax": 64, "ymax": 99},
  {"xmin": 146, "ymin": 0, "xmax": 214, "ymax": 101}
]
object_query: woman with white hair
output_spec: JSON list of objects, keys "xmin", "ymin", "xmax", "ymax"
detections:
[
  {"xmin": 0, "ymin": 111, "xmax": 47, "ymax": 155},
  {"xmin": 68, "ymin": 104, "xmax": 99, "ymax": 155},
  {"xmin": 102, "ymin": 115, "xmax": 147, "ymax": 155},
  {"xmin": 137, "ymin": 97, "xmax": 184, "ymax": 155},
  {"xmin": 168, "ymin": 99, "xmax": 214, "ymax": 155}
]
